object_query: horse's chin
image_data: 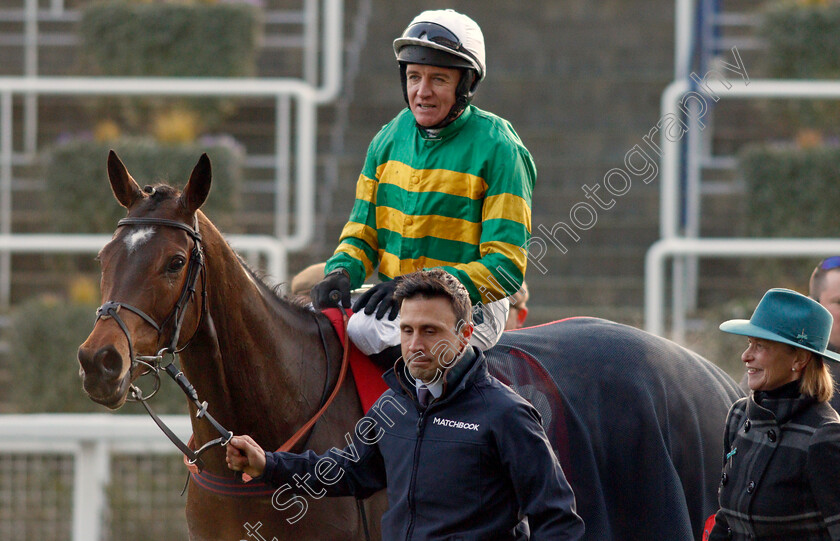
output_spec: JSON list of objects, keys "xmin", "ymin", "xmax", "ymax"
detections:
[
  {"xmin": 82, "ymin": 371, "xmax": 132, "ymax": 410},
  {"xmin": 93, "ymin": 392, "xmax": 128, "ymax": 410}
]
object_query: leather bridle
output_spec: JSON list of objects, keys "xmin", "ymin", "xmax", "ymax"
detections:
[
  {"xmin": 95, "ymin": 216, "xmax": 207, "ymax": 391},
  {"xmin": 93, "ymin": 214, "xmax": 355, "ymax": 484},
  {"xmin": 94, "ymin": 215, "xmax": 231, "ymax": 472}
]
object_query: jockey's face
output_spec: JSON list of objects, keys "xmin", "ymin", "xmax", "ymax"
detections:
[
  {"xmin": 406, "ymin": 64, "xmax": 459, "ymax": 128},
  {"xmin": 400, "ymin": 295, "xmax": 470, "ymax": 384}
]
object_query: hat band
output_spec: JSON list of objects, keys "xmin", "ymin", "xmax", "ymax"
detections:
[{"xmin": 752, "ymin": 317, "xmax": 826, "ymax": 352}]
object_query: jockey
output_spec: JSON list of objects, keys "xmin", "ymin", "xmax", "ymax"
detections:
[{"xmin": 311, "ymin": 8, "xmax": 536, "ymax": 367}]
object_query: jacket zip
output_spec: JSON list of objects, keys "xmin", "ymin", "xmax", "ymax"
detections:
[
  {"xmin": 405, "ymin": 409, "xmax": 428, "ymax": 539},
  {"xmin": 390, "ymin": 351, "xmax": 471, "ymax": 539}
]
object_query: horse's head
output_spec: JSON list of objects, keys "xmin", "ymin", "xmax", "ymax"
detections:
[{"xmin": 78, "ymin": 151, "xmax": 211, "ymax": 409}]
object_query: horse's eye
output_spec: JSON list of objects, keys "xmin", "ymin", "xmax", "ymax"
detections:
[{"xmin": 167, "ymin": 256, "xmax": 187, "ymax": 273}]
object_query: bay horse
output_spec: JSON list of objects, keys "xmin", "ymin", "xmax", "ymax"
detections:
[
  {"xmin": 79, "ymin": 151, "xmax": 743, "ymax": 540},
  {"xmin": 78, "ymin": 151, "xmax": 387, "ymax": 540}
]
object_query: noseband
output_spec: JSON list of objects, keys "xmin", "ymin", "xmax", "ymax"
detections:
[{"xmin": 95, "ymin": 216, "xmax": 207, "ymax": 398}]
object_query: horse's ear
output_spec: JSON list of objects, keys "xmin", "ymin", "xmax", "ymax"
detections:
[
  {"xmin": 179, "ymin": 153, "xmax": 211, "ymax": 214},
  {"xmin": 107, "ymin": 150, "xmax": 143, "ymax": 209}
]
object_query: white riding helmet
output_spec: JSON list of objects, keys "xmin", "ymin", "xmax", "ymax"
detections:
[
  {"xmin": 393, "ymin": 9, "xmax": 486, "ymax": 82},
  {"xmin": 393, "ymin": 10, "xmax": 486, "ymax": 128}
]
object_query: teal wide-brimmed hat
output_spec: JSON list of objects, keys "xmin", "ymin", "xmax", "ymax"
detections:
[{"xmin": 720, "ymin": 288, "xmax": 840, "ymax": 363}]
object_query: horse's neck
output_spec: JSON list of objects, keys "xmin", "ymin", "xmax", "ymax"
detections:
[{"xmin": 181, "ymin": 222, "xmax": 337, "ymax": 464}]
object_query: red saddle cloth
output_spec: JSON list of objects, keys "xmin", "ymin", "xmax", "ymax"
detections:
[{"xmin": 321, "ymin": 307, "xmax": 389, "ymax": 413}]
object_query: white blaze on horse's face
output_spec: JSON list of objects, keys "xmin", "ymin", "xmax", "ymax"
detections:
[{"xmin": 124, "ymin": 227, "xmax": 155, "ymax": 253}]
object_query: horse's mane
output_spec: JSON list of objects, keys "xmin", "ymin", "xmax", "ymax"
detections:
[{"xmin": 236, "ymin": 254, "xmax": 313, "ymax": 314}]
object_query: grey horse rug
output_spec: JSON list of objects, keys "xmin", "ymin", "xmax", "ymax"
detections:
[{"xmin": 484, "ymin": 317, "xmax": 744, "ymax": 541}]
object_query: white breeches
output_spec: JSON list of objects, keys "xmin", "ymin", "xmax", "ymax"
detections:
[{"xmin": 347, "ymin": 298, "xmax": 510, "ymax": 355}]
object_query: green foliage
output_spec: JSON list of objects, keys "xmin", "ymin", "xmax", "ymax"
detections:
[
  {"xmin": 8, "ymin": 295, "xmax": 188, "ymax": 414},
  {"xmin": 79, "ymin": 2, "xmax": 262, "ymax": 78},
  {"xmin": 740, "ymin": 144, "xmax": 840, "ymax": 237},
  {"xmin": 78, "ymin": 1, "xmax": 263, "ymax": 131},
  {"xmin": 41, "ymin": 136, "xmax": 244, "ymax": 233},
  {"xmin": 8, "ymin": 296, "xmax": 99, "ymax": 412},
  {"xmin": 761, "ymin": 2, "xmax": 840, "ymax": 79},
  {"xmin": 760, "ymin": 2, "xmax": 840, "ymax": 130},
  {"xmin": 739, "ymin": 143, "xmax": 840, "ymax": 286}
]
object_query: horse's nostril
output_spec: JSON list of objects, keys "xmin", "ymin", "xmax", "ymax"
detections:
[
  {"xmin": 99, "ymin": 345, "xmax": 126, "ymax": 379},
  {"xmin": 80, "ymin": 344, "xmax": 126, "ymax": 380}
]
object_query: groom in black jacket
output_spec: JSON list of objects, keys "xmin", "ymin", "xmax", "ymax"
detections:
[{"xmin": 227, "ymin": 268, "xmax": 584, "ymax": 540}]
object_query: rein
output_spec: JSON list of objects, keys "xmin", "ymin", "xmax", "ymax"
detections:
[
  {"xmin": 98, "ymin": 215, "xmax": 355, "ymax": 482},
  {"xmin": 95, "ymin": 216, "xmax": 231, "ymax": 472},
  {"xmin": 278, "ymin": 309, "xmax": 352, "ymax": 451},
  {"xmin": 197, "ymin": 307, "xmax": 353, "ymax": 483}
]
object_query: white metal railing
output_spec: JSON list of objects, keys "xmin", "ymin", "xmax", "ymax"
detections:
[
  {"xmin": 650, "ymin": 79, "xmax": 840, "ymax": 340},
  {"xmin": 0, "ymin": 4, "xmax": 338, "ymax": 540},
  {"xmin": 0, "ymin": 80, "xmax": 312, "ymax": 306},
  {"xmin": 667, "ymin": 0, "xmax": 739, "ymax": 336},
  {"xmin": 674, "ymin": 0, "xmax": 697, "ymax": 81},
  {"xmin": 659, "ymin": 79, "xmax": 840, "ymax": 241},
  {"xmin": 0, "ymin": 0, "xmax": 345, "ymax": 306},
  {"xmin": 0, "ymin": 414, "xmax": 191, "ymax": 541},
  {"xmin": 645, "ymin": 238, "xmax": 840, "ymax": 337},
  {"xmin": 0, "ymin": 0, "xmax": 332, "ymax": 152},
  {"xmin": 0, "ymin": 233, "xmax": 288, "ymax": 285},
  {"xmin": 0, "ymin": 77, "xmax": 319, "ymax": 247},
  {"xmin": 0, "ymin": 77, "xmax": 324, "ymax": 243}
]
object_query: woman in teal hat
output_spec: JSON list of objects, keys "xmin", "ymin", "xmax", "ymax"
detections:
[{"xmin": 708, "ymin": 288, "xmax": 840, "ymax": 540}]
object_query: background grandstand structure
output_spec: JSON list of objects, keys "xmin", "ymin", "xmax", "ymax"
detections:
[{"xmin": 0, "ymin": 0, "xmax": 831, "ymax": 538}]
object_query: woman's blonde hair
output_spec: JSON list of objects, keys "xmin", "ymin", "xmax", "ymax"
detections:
[{"xmin": 799, "ymin": 350, "xmax": 835, "ymax": 403}]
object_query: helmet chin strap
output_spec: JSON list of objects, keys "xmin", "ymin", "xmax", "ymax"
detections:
[
  {"xmin": 400, "ymin": 64, "xmax": 477, "ymax": 131},
  {"xmin": 425, "ymin": 94, "xmax": 469, "ymax": 131}
]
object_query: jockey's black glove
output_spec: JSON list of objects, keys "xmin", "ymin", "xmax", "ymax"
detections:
[
  {"xmin": 311, "ymin": 269, "xmax": 351, "ymax": 309},
  {"xmin": 352, "ymin": 277, "xmax": 403, "ymax": 321}
]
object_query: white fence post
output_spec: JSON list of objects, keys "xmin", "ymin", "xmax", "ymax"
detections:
[
  {"xmin": 1, "ymin": 414, "xmax": 193, "ymax": 540},
  {"xmin": 73, "ymin": 440, "xmax": 109, "ymax": 541}
]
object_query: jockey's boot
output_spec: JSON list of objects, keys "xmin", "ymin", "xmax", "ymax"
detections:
[{"xmin": 369, "ymin": 345, "xmax": 402, "ymax": 371}]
